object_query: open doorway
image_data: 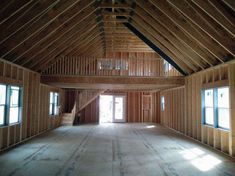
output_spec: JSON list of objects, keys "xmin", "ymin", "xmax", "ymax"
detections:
[{"xmin": 99, "ymin": 95, "xmax": 126, "ymax": 123}]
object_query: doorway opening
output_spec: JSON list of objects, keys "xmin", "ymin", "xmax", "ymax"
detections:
[{"xmin": 99, "ymin": 95, "xmax": 126, "ymax": 123}]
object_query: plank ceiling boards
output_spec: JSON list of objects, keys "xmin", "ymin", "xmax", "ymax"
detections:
[{"xmin": 0, "ymin": 0, "xmax": 234, "ymax": 75}]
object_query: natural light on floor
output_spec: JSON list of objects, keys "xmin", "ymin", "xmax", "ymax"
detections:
[
  {"xmin": 146, "ymin": 125, "xmax": 156, "ymax": 129},
  {"xmin": 179, "ymin": 148, "xmax": 222, "ymax": 172}
]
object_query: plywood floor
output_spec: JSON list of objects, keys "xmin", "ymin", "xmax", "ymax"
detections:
[{"xmin": 0, "ymin": 123, "xmax": 235, "ymax": 176}]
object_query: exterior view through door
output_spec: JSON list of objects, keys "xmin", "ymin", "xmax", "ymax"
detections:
[{"xmin": 99, "ymin": 95, "xmax": 126, "ymax": 123}]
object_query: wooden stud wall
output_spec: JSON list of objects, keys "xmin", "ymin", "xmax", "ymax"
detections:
[
  {"xmin": 160, "ymin": 87, "xmax": 185, "ymax": 134},
  {"xmin": 71, "ymin": 90, "xmax": 161, "ymax": 124},
  {"xmin": 161, "ymin": 62, "xmax": 235, "ymax": 157},
  {"xmin": 0, "ymin": 59, "xmax": 65, "ymax": 151},
  {"xmin": 42, "ymin": 52, "xmax": 181, "ymax": 77},
  {"xmin": 79, "ymin": 98, "xmax": 100, "ymax": 124}
]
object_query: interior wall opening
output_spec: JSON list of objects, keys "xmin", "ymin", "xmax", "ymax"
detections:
[{"xmin": 99, "ymin": 94, "xmax": 126, "ymax": 123}]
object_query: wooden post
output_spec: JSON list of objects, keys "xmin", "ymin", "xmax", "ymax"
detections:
[{"xmin": 228, "ymin": 63, "xmax": 235, "ymax": 156}]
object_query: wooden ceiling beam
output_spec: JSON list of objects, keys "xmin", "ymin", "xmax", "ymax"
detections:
[
  {"xmin": 0, "ymin": 0, "xmax": 95, "ymax": 60},
  {"xmin": 102, "ymin": 12, "xmax": 130, "ymax": 16},
  {"xmin": 28, "ymin": 26, "xmax": 101, "ymax": 70},
  {"xmin": 34, "ymin": 29, "xmax": 103, "ymax": 71},
  {"xmin": 148, "ymin": 0, "xmax": 228, "ymax": 62},
  {"xmin": 73, "ymin": 39, "xmax": 105, "ymax": 57},
  {"xmin": 69, "ymin": 34, "xmax": 104, "ymax": 57},
  {"xmin": 63, "ymin": 28, "xmax": 104, "ymax": 56},
  {"xmin": 222, "ymin": 0, "xmax": 235, "ymax": 11},
  {"xmin": 41, "ymin": 75, "xmax": 185, "ymax": 90},
  {"xmin": 132, "ymin": 6, "xmax": 208, "ymax": 70},
  {"xmin": 167, "ymin": 0, "xmax": 235, "ymax": 57},
  {"xmin": 0, "ymin": 0, "xmax": 39, "ymax": 26},
  {"xmin": 102, "ymin": 19, "xmax": 129, "ymax": 23},
  {"xmin": 3, "ymin": 0, "xmax": 96, "ymax": 63},
  {"xmin": 19, "ymin": 18, "xmax": 99, "ymax": 66},
  {"xmin": 99, "ymin": 3, "xmax": 132, "ymax": 9},
  {"xmin": 130, "ymin": 16, "xmax": 200, "ymax": 72},
  {"xmin": 13, "ymin": 6, "xmax": 99, "ymax": 64},
  {"xmin": 192, "ymin": 0, "xmax": 235, "ymax": 36},
  {"xmin": 126, "ymin": 21, "xmax": 193, "ymax": 74},
  {"xmin": 21, "ymin": 18, "xmax": 100, "ymax": 67},
  {"xmin": 106, "ymin": 49, "xmax": 154, "ymax": 52},
  {"xmin": 135, "ymin": 0, "xmax": 218, "ymax": 66},
  {"xmin": 95, "ymin": 8, "xmax": 106, "ymax": 57},
  {"xmin": 0, "ymin": 0, "xmax": 59, "ymax": 46}
]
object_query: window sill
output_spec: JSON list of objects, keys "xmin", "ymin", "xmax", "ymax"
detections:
[
  {"xmin": 202, "ymin": 124, "xmax": 230, "ymax": 132},
  {"xmin": 49, "ymin": 115, "xmax": 59, "ymax": 118},
  {"xmin": 217, "ymin": 127, "xmax": 230, "ymax": 133},
  {"xmin": 0, "ymin": 122, "xmax": 21, "ymax": 128},
  {"xmin": 203, "ymin": 124, "xmax": 214, "ymax": 128}
]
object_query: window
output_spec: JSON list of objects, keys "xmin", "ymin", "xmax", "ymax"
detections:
[
  {"xmin": 98, "ymin": 59, "xmax": 128, "ymax": 70},
  {"xmin": 9, "ymin": 86, "xmax": 21, "ymax": 124},
  {"xmin": 202, "ymin": 87, "xmax": 230, "ymax": 130},
  {"xmin": 204, "ymin": 89, "xmax": 214, "ymax": 125},
  {"xmin": 50, "ymin": 92, "xmax": 59, "ymax": 116},
  {"xmin": 164, "ymin": 60, "xmax": 173, "ymax": 73},
  {"xmin": 0, "ymin": 84, "xmax": 22, "ymax": 126},
  {"xmin": 161, "ymin": 96, "xmax": 165, "ymax": 111},
  {"xmin": 0, "ymin": 85, "xmax": 6, "ymax": 125},
  {"xmin": 217, "ymin": 87, "xmax": 229, "ymax": 129}
]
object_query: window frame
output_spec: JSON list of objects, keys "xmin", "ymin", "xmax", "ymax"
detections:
[
  {"xmin": 202, "ymin": 86, "xmax": 230, "ymax": 131},
  {"xmin": 0, "ymin": 84, "xmax": 23, "ymax": 127},
  {"xmin": 49, "ymin": 92, "xmax": 59, "ymax": 116},
  {"xmin": 0, "ymin": 84, "xmax": 7, "ymax": 126},
  {"xmin": 217, "ymin": 87, "xmax": 230, "ymax": 130},
  {"xmin": 9, "ymin": 86, "xmax": 22, "ymax": 124},
  {"xmin": 203, "ymin": 89, "xmax": 214, "ymax": 126},
  {"xmin": 161, "ymin": 96, "xmax": 165, "ymax": 111}
]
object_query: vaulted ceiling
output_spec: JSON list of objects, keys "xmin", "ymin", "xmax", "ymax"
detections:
[{"xmin": 0, "ymin": 0, "xmax": 234, "ymax": 75}]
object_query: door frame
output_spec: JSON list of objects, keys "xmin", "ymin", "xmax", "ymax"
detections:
[
  {"xmin": 113, "ymin": 95, "xmax": 126, "ymax": 123},
  {"xmin": 99, "ymin": 93, "xmax": 126, "ymax": 123}
]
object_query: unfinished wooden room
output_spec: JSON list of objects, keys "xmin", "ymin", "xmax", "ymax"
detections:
[{"xmin": 0, "ymin": 0, "xmax": 235, "ymax": 176}]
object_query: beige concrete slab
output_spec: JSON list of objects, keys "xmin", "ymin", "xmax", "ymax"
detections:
[{"xmin": 0, "ymin": 123, "xmax": 234, "ymax": 176}]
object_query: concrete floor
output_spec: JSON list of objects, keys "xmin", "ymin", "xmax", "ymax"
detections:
[{"xmin": 0, "ymin": 124, "xmax": 235, "ymax": 176}]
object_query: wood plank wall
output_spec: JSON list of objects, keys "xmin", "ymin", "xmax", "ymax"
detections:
[
  {"xmin": 160, "ymin": 87, "xmax": 185, "ymax": 134},
  {"xmin": 0, "ymin": 59, "xmax": 65, "ymax": 151},
  {"xmin": 75, "ymin": 90, "xmax": 161, "ymax": 124},
  {"xmin": 42, "ymin": 52, "xmax": 181, "ymax": 77},
  {"xmin": 79, "ymin": 98, "xmax": 99, "ymax": 124},
  {"xmin": 64, "ymin": 90, "xmax": 80, "ymax": 113},
  {"xmin": 161, "ymin": 62, "xmax": 235, "ymax": 157}
]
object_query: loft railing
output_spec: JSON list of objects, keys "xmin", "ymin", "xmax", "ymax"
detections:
[{"xmin": 42, "ymin": 56, "xmax": 181, "ymax": 77}]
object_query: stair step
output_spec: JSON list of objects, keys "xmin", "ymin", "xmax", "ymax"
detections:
[{"xmin": 61, "ymin": 113, "xmax": 73, "ymax": 126}]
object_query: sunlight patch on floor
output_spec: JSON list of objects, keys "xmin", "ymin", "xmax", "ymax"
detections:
[{"xmin": 179, "ymin": 148, "xmax": 221, "ymax": 172}]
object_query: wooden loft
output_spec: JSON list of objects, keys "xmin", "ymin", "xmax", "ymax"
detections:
[{"xmin": 0, "ymin": 1, "xmax": 235, "ymax": 174}]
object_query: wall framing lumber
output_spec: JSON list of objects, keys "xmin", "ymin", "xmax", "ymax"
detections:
[{"xmin": 0, "ymin": 58, "xmax": 65, "ymax": 152}]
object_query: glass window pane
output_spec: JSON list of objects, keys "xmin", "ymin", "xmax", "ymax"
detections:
[
  {"xmin": 218, "ymin": 87, "xmax": 229, "ymax": 108},
  {"xmin": 10, "ymin": 88, "xmax": 19, "ymax": 106},
  {"xmin": 0, "ymin": 85, "xmax": 6, "ymax": 105},
  {"xmin": 205, "ymin": 89, "xmax": 213, "ymax": 107},
  {"xmin": 218, "ymin": 108, "xmax": 230, "ymax": 129},
  {"xmin": 9, "ymin": 107, "xmax": 19, "ymax": 124},
  {"xmin": 0, "ymin": 106, "xmax": 4, "ymax": 125},
  {"xmin": 114, "ymin": 97, "xmax": 124, "ymax": 120},
  {"xmin": 54, "ymin": 93, "xmax": 58, "ymax": 105},
  {"xmin": 50, "ymin": 92, "xmax": 54, "ymax": 104},
  {"xmin": 205, "ymin": 107, "xmax": 214, "ymax": 125},
  {"xmin": 49, "ymin": 104, "xmax": 53, "ymax": 115},
  {"xmin": 54, "ymin": 106, "xmax": 58, "ymax": 115},
  {"xmin": 161, "ymin": 96, "xmax": 165, "ymax": 111}
]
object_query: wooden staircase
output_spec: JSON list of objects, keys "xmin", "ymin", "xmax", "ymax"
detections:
[
  {"xmin": 61, "ymin": 113, "xmax": 73, "ymax": 126},
  {"xmin": 61, "ymin": 89, "xmax": 105, "ymax": 125},
  {"xmin": 77, "ymin": 89, "xmax": 105, "ymax": 111}
]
